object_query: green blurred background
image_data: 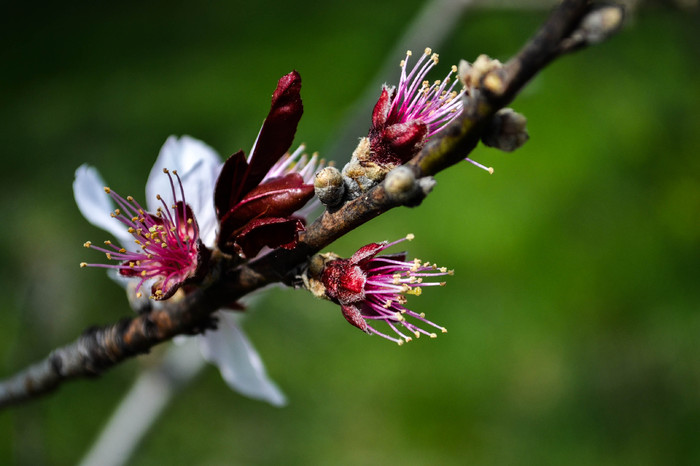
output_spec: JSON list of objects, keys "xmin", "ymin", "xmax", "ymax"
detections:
[{"xmin": 1, "ymin": 1, "xmax": 699, "ymax": 464}]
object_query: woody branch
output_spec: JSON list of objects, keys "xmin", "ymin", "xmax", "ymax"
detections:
[{"xmin": 0, "ymin": 0, "xmax": 623, "ymax": 409}]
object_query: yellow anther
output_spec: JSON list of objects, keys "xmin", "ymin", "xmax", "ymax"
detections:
[
  {"xmin": 80, "ymin": 262, "xmax": 87, "ymax": 268},
  {"xmin": 136, "ymin": 292, "xmax": 142, "ymax": 298},
  {"xmin": 406, "ymin": 233, "xmax": 415, "ymax": 241},
  {"xmin": 441, "ymin": 327, "xmax": 448, "ymax": 333},
  {"xmin": 127, "ymin": 196, "xmax": 134, "ymax": 201},
  {"xmin": 129, "ymin": 262, "xmax": 135, "ymax": 267},
  {"xmin": 397, "ymin": 339, "xmax": 405, "ymax": 346},
  {"xmin": 105, "ymin": 253, "xmax": 112, "ymax": 260},
  {"xmin": 162, "ymin": 168, "xmax": 169, "ymax": 174},
  {"xmin": 429, "ymin": 333, "xmax": 437, "ymax": 339},
  {"xmin": 104, "ymin": 187, "xmax": 111, "ymax": 193},
  {"xmin": 424, "ymin": 47, "xmax": 431, "ymax": 55},
  {"xmin": 83, "ymin": 241, "xmax": 92, "ymax": 248},
  {"xmin": 119, "ymin": 248, "xmax": 126, "ymax": 253}
]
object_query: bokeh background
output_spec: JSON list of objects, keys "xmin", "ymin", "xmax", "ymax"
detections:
[{"xmin": 1, "ymin": 1, "xmax": 699, "ymax": 464}]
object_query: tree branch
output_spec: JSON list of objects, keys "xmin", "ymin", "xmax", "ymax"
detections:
[{"xmin": 0, "ymin": 0, "xmax": 623, "ymax": 409}]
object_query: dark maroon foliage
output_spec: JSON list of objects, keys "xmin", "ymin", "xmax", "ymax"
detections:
[{"xmin": 214, "ymin": 71, "xmax": 314, "ymax": 258}]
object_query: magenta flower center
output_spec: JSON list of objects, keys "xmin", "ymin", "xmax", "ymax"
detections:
[
  {"xmin": 323, "ymin": 235, "xmax": 453, "ymax": 345},
  {"xmin": 387, "ymin": 48, "xmax": 465, "ymax": 137},
  {"xmin": 81, "ymin": 169, "xmax": 201, "ymax": 299}
]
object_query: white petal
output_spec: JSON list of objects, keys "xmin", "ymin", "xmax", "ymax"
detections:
[
  {"xmin": 73, "ymin": 164, "xmax": 132, "ymax": 245},
  {"xmin": 146, "ymin": 136, "xmax": 222, "ymax": 246},
  {"xmin": 199, "ymin": 311, "xmax": 287, "ymax": 407}
]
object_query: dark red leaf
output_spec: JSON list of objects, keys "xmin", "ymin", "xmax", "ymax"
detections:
[
  {"xmin": 231, "ymin": 216, "xmax": 305, "ymax": 258},
  {"xmin": 234, "ymin": 71, "xmax": 304, "ymax": 202},
  {"xmin": 214, "ymin": 150, "xmax": 248, "ymax": 219},
  {"xmin": 225, "ymin": 173, "xmax": 312, "ymax": 225}
]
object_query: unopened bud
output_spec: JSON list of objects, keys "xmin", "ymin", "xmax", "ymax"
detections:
[
  {"xmin": 461, "ymin": 54, "xmax": 503, "ymax": 90},
  {"xmin": 579, "ymin": 5, "xmax": 625, "ymax": 45},
  {"xmin": 481, "ymin": 108, "xmax": 529, "ymax": 152},
  {"xmin": 314, "ymin": 166, "xmax": 346, "ymax": 207},
  {"xmin": 384, "ymin": 166, "xmax": 435, "ymax": 206},
  {"xmin": 384, "ymin": 165, "xmax": 415, "ymax": 196}
]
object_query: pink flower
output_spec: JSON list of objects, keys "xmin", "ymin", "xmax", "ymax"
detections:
[
  {"xmin": 369, "ymin": 48, "xmax": 465, "ymax": 166},
  {"xmin": 321, "ymin": 234, "xmax": 452, "ymax": 345},
  {"xmin": 80, "ymin": 168, "xmax": 209, "ymax": 300}
]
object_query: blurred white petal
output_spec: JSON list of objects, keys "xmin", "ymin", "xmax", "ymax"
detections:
[
  {"xmin": 199, "ymin": 311, "xmax": 286, "ymax": 407},
  {"xmin": 146, "ymin": 136, "xmax": 221, "ymax": 246},
  {"xmin": 74, "ymin": 164, "xmax": 132, "ymax": 245}
]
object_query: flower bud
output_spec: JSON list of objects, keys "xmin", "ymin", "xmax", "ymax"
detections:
[
  {"xmin": 481, "ymin": 108, "xmax": 529, "ymax": 152},
  {"xmin": 314, "ymin": 166, "xmax": 345, "ymax": 207}
]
